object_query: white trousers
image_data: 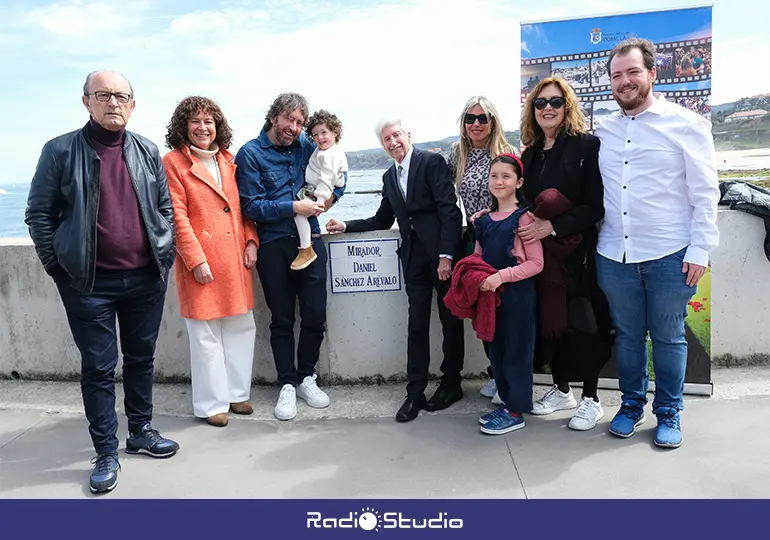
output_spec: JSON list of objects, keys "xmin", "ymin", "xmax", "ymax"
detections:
[
  {"xmin": 184, "ymin": 311, "xmax": 256, "ymax": 418},
  {"xmin": 294, "ymin": 193, "xmax": 328, "ymax": 249}
]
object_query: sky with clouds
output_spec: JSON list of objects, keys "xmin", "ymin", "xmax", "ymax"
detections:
[{"xmin": 1, "ymin": 0, "xmax": 768, "ymax": 184}]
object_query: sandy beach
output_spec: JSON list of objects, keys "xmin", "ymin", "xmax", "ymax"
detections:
[{"xmin": 716, "ymin": 148, "xmax": 770, "ymax": 170}]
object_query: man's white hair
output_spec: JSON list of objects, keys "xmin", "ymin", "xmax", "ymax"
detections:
[
  {"xmin": 83, "ymin": 69, "xmax": 134, "ymax": 97},
  {"xmin": 374, "ymin": 118, "xmax": 410, "ymax": 143}
]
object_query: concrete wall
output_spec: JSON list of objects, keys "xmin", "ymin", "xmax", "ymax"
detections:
[
  {"xmin": 2, "ymin": 209, "xmax": 769, "ymax": 382},
  {"xmin": 0, "ymin": 230, "xmax": 488, "ymax": 383},
  {"xmin": 711, "ymin": 208, "xmax": 770, "ymax": 362}
]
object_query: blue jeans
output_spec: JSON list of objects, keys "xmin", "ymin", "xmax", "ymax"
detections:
[
  {"xmin": 56, "ymin": 265, "xmax": 168, "ymax": 454},
  {"xmin": 595, "ymin": 248, "xmax": 696, "ymax": 412}
]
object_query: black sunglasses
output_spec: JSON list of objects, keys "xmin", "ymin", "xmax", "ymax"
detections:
[
  {"xmin": 533, "ymin": 97, "xmax": 566, "ymax": 110},
  {"xmin": 464, "ymin": 113, "xmax": 490, "ymax": 125}
]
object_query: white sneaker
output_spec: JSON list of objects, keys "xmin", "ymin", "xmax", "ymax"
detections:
[
  {"xmin": 297, "ymin": 374, "xmax": 330, "ymax": 409},
  {"xmin": 568, "ymin": 397, "xmax": 604, "ymax": 431},
  {"xmin": 491, "ymin": 391, "xmax": 503, "ymax": 405},
  {"xmin": 480, "ymin": 378, "xmax": 497, "ymax": 398},
  {"xmin": 274, "ymin": 384, "xmax": 297, "ymax": 420},
  {"xmin": 531, "ymin": 385, "xmax": 577, "ymax": 415}
]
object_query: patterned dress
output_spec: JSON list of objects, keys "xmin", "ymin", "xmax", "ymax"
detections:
[
  {"xmin": 448, "ymin": 146, "xmax": 494, "ymax": 218},
  {"xmin": 448, "ymin": 145, "xmax": 497, "ymax": 370}
]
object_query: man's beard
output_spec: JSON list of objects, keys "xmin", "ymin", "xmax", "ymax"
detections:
[
  {"xmin": 613, "ymin": 80, "xmax": 651, "ymax": 111},
  {"xmin": 274, "ymin": 128, "xmax": 298, "ymax": 146}
]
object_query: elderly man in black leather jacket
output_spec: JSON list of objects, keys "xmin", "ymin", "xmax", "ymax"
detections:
[{"xmin": 25, "ymin": 70, "xmax": 178, "ymax": 495}]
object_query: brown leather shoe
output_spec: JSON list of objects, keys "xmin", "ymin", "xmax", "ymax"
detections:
[
  {"xmin": 206, "ymin": 413, "xmax": 228, "ymax": 427},
  {"xmin": 229, "ymin": 401, "xmax": 254, "ymax": 415},
  {"xmin": 290, "ymin": 246, "xmax": 318, "ymax": 270}
]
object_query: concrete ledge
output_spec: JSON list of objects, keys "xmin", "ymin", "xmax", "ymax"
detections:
[
  {"xmin": 711, "ymin": 209, "xmax": 770, "ymax": 360},
  {"xmin": 712, "ymin": 353, "xmax": 770, "ymax": 368},
  {"xmin": 3, "ymin": 209, "xmax": 770, "ymax": 383},
  {"xmin": 0, "ymin": 229, "xmax": 491, "ymax": 383}
]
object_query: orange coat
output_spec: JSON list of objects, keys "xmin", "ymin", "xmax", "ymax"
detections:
[{"xmin": 163, "ymin": 146, "xmax": 259, "ymax": 320}]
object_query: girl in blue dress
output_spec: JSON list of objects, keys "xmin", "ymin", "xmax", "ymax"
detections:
[{"xmin": 474, "ymin": 154, "xmax": 544, "ymax": 434}]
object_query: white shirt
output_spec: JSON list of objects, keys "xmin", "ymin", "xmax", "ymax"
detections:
[
  {"xmin": 340, "ymin": 145, "xmax": 450, "ymax": 259},
  {"xmin": 396, "ymin": 147, "xmax": 414, "ymax": 197},
  {"xmin": 595, "ymin": 93, "xmax": 720, "ymax": 267}
]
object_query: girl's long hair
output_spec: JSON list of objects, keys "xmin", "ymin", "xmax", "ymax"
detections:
[{"xmin": 489, "ymin": 154, "xmax": 526, "ymax": 212}]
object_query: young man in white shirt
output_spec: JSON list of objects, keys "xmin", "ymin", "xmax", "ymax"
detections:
[{"xmin": 594, "ymin": 38, "xmax": 719, "ymax": 449}]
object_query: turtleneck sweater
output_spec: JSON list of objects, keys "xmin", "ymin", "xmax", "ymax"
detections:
[
  {"xmin": 190, "ymin": 144, "xmax": 222, "ymax": 188},
  {"xmin": 88, "ymin": 117, "xmax": 151, "ymax": 270}
]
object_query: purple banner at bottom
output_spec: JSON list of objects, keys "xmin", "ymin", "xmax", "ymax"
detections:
[{"xmin": 1, "ymin": 500, "xmax": 766, "ymax": 538}]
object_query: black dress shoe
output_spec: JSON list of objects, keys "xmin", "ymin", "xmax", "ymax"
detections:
[
  {"xmin": 396, "ymin": 394, "xmax": 426, "ymax": 423},
  {"xmin": 424, "ymin": 384, "xmax": 464, "ymax": 412}
]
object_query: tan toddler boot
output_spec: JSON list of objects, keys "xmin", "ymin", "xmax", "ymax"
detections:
[{"xmin": 291, "ymin": 246, "xmax": 318, "ymax": 270}]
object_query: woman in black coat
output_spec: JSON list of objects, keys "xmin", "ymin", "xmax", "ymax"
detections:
[{"xmin": 518, "ymin": 76, "xmax": 613, "ymax": 431}]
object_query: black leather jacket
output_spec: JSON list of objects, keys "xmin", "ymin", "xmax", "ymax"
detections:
[{"xmin": 25, "ymin": 122, "xmax": 176, "ymax": 292}]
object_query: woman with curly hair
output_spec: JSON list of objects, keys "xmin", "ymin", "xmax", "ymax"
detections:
[
  {"xmin": 162, "ymin": 96, "xmax": 260, "ymax": 427},
  {"xmin": 519, "ymin": 77, "xmax": 613, "ymax": 431}
]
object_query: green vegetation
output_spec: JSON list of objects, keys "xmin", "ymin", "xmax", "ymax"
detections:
[{"xmin": 719, "ymin": 168, "xmax": 770, "ymax": 179}]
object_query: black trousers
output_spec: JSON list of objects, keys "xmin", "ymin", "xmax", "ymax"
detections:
[
  {"xmin": 403, "ymin": 237, "xmax": 464, "ymax": 396},
  {"xmin": 56, "ymin": 265, "xmax": 167, "ymax": 455},
  {"xmin": 537, "ymin": 335, "xmax": 604, "ymax": 399},
  {"xmin": 256, "ymin": 236, "xmax": 327, "ymax": 386}
]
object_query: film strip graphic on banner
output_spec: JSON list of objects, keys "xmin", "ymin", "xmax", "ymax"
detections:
[
  {"xmin": 520, "ymin": 37, "xmax": 712, "ymax": 102},
  {"xmin": 584, "ymin": 89, "xmax": 712, "ymax": 131}
]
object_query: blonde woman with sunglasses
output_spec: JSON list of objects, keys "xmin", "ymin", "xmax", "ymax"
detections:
[{"xmin": 446, "ymin": 96, "xmax": 514, "ymax": 403}]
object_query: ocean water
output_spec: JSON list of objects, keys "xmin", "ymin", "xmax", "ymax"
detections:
[
  {"xmin": 0, "ymin": 183, "xmax": 30, "ymax": 239},
  {"xmin": 0, "ymin": 170, "xmax": 389, "ymax": 239}
]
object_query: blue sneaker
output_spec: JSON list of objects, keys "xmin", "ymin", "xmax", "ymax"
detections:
[
  {"xmin": 654, "ymin": 408, "xmax": 683, "ymax": 448},
  {"xmin": 125, "ymin": 423, "xmax": 179, "ymax": 458},
  {"xmin": 609, "ymin": 400, "xmax": 646, "ymax": 438},
  {"xmin": 89, "ymin": 453, "xmax": 120, "ymax": 494},
  {"xmin": 478, "ymin": 407, "xmax": 506, "ymax": 425},
  {"xmin": 479, "ymin": 409, "xmax": 525, "ymax": 435}
]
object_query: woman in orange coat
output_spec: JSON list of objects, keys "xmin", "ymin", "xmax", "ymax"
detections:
[{"xmin": 162, "ymin": 96, "xmax": 259, "ymax": 427}]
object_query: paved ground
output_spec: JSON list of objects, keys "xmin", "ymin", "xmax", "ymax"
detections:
[{"xmin": 1, "ymin": 366, "xmax": 769, "ymax": 498}]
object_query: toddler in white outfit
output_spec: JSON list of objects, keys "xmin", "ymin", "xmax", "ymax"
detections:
[{"xmin": 292, "ymin": 110, "xmax": 348, "ymax": 270}]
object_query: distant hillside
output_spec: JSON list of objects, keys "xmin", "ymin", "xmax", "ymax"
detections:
[
  {"xmin": 347, "ymin": 131, "xmax": 520, "ymax": 170},
  {"xmin": 345, "ymin": 93, "xmax": 770, "ymax": 169},
  {"xmin": 712, "ymin": 93, "xmax": 770, "ymax": 151}
]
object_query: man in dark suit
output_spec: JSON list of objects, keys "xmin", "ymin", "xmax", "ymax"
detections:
[{"xmin": 326, "ymin": 119, "xmax": 465, "ymax": 422}]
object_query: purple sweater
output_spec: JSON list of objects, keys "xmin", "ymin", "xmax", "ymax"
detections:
[{"xmin": 89, "ymin": 118, "xmax": 151, "ymax": 270}]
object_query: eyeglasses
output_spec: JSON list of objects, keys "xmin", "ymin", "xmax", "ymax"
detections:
[
  {"xmin": 463, "ymin": 113, "xmax": 490, "ymax": 125},
  {"xmin": 533, "ymin": 97, "xmax": 566, "ymax": 110},
  {"xmin": 87, "ymin": 91, "xmax": 133, "ymax": 104}
]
